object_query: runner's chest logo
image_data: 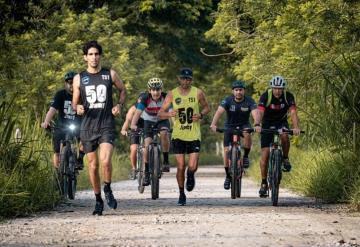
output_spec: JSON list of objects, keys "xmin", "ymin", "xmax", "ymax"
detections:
[
  {"xmin": 82, "ymin": 76, "xmax": 90, "ymax": 85},
  {"xmin": 230, "ymin": 105, "xmax": 236, "ymax": 112}
]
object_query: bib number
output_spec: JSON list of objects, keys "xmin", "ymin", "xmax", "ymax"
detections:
[{"xmin": 178, "ymin": 107, "xmax": 194, "ymax": 124}]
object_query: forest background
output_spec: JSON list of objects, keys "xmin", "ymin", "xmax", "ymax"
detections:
[{"xmin": 0, "ymin": 0, "xmax": 359, "ymax": 217}]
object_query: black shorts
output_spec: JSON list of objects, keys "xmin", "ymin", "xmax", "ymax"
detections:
[
  {"xmin": 52, "ymin": 129, "xmax": 80, "ymax": 153},
  {"xmin": 144, "ymin": 120, "xmax": 170, "ymax": 139},
  {"xmin": 80, "ymin": 128, "xmax": 115, "ymax": 153},
  {"xmin": 260, "ymin": 122, "xmax": 289, "ymax": 148},
  {"xmin": 52, "ymin": 130, "xmax": 65, "ymax": 153},
  {"xmin": 172, "ymin": 139, "xmax": 201, "ymax": 154},
  {"xmin": 223, "ymin": 123, "xmax": 251, "ymax": 147}
]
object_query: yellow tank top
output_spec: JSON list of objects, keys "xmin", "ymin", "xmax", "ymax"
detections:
[{"xmin": 171, "ymin": 86, "xmax": 201, "ymax": 141}]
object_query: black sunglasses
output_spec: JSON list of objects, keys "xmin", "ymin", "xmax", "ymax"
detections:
[{"xmin": 180, "ymin": 76, "xmax": 192, "ymax": 80}]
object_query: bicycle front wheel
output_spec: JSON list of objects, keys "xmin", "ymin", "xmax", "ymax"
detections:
[
  {"xmin": 230, "ymin": 147, "xmax": 238, "ymax": 199},
  {"xmin": 137, "ymin": 148, "xmax": 145, "ymax": 194},
  {"xmin": 270, "ymin": 149, "xmax": 282, "ymax": 206},
  {"xmin": 59, "ymin": 144, "xmax": 70, "ymax": 198},
  {"xmin": 149, "ymin": 145, "xmax": 160, "ymax": 200}
]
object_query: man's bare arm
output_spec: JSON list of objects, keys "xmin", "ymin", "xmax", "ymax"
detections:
[
  {"xmin": 158, "ymin": 91, "xmax": 176, "ymax": 119},
  {"xmin": 111, "ymin": 69, "xmax": 126, "ymax": 105}
]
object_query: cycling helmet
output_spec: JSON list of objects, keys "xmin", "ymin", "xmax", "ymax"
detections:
[
  {"xmin": 232, "ymin": 80, "xmax": 246, "ymax": 89},
  {"xmin": 147, "ymin": 77, "xmax": 163, "ymax": 89},
  {"xmin": 64, "ymin": 71, "xmax": 77, "ymax": 81},
  {"xmin": 270, "ymin": 75, "xmax": 286, "ymax": 88}
]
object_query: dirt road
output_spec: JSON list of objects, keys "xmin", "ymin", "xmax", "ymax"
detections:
[{"xmin": 0, "ymin": 166, "xmax": 359, "ymax": 247}]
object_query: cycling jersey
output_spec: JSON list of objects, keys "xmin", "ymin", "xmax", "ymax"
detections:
[
  {"xmin": 220, "ymin": 95, "xmax": 257, "ymax": 127},
  {"xmin": 136, "ymin": 92, "xmax": 167, "ymax": 122},
  {"xmin": 171, "ymin": 86, "xmax": 201, "ymax": 141},
  {"xmin": 258, "ymin": 90, "xmax": 296, "ymax": 123},
  {"xmin": 50, "ymin": 89, "xmax": 81, "ymax": 128},
  {"xmin": 79, "ymin": 68, "xmax": 115, "ymax": 131}
]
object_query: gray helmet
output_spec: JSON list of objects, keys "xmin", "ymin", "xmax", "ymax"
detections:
[
  {"xmin": 64, "ymin": 71, "xmax": 77, "ymax": 81},
  {"xmin": 270, "ymin": 75, "xmax": 286, "ymax": 88},
  {"xmin": 147, "ymin": 77, "xmax": 163, "ymax": 89}
]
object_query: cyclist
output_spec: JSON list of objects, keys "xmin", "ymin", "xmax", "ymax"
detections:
[
  {"xmin": 72, "ymin": 40, "xmax": 126, "ymax": 215},
  {"xmin": 130, "ymin": 78, "xmax": 171, "ymax": 186},
  {"xmin": 210, "ymin": 80, "xmax": 258, "ymax": 190},
  {"xmin": 41, "ymin": 71, "xmax": 84, "ymax": 170},
  {"xmin": 254, "ymin": 75, "xmax": 301, "ymax": 198},
  {"xmin": 120, "ymin": 103, "xmax": 145, "ymax": 180},
  {"xmin": 158, "ymin": 68, "xmax": 210, "ymax": 206}
]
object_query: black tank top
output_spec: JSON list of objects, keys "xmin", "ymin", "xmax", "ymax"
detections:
[{"xmin": 79, "ymin": 68, "xmax": 115, "ymax": 131}]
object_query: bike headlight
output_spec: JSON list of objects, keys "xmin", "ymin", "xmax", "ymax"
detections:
[{"xmin": 69, "ymin": 124, "xmax": 76, "ymax": 131}]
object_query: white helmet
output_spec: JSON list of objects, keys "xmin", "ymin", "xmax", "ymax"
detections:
[
  {"xmin": 147, "ymin": 77, "xmax": 163, "ymax": 89},
  {"xmin": 270, "ymin": 75, "xmax": 286, "ymax": 88}
]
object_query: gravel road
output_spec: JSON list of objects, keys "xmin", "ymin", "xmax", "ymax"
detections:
[{"xmin": 0, "ymin": 166, "xmax": 359, "ymax": 247}]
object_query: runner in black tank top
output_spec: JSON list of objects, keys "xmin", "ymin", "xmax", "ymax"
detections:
[
  {"xmin": 79, "ymin": 68, "xmax": 115, "ymax": 138},
  {"xmin": 72, "ymin": 41, "xmax": 126, "ymax": 216}
]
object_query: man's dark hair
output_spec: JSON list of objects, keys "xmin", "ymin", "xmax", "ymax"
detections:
[{"xmin": 82, "ymin": 40, "xmax": 103, "ymax": 55}]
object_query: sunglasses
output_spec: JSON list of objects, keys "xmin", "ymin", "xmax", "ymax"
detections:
[
  {"xmin": 180, "ymin": 77, "xmax": 192, "ymax": 80},
  {"xmin": 150, "ymin": 88, "xmax": 161, "ymax": 91}
]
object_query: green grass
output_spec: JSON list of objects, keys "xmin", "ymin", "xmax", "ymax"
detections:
[{"xmin": 247, "ymin": 140, "xmax": 360, "ymax": 210}]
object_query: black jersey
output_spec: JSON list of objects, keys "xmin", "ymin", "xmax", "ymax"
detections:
[
  {"xmin": 220, "ymin": 95, "xmax": 257, "ymax": 127},
  {"xmin": 258, "ymin": 90, "xmax": 296, "ymax": 124},
  {"xmin": 50, "ymin": 89, "xmax": 81, "ymax": 128},
  {"xmin": 79, "ymin": 68, "xmax": 115, "ymax": 131}
]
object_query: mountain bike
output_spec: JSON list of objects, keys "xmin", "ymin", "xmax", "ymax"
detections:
[
  {"xmin": 129, "ymin": 129, "xmax": 145, "ymax": 194},
  {"xmin": 47, "ymin": 123, "xmax": 81, "ymax": 200},
  {"xmin": 216, "ymin": 127, "xmax": 254, "ymax": 199},
  {"xmin": 261, "ymin": 128, "xmax": 304, "ymax": 206}
]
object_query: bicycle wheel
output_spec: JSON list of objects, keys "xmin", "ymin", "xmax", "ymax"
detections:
[
  {"xmin": 150, "ymin": 145, "xmax": 160, "ymax": 200},
  {"xmin": 59, "ymin": 144, "xmax": 70, "ymax": 198},
  {"xmin": 137, "ymin": 147, "xmax": 145, "ymax": 194},
  {"xmin": 270, "ymin": 149, "xmax": 282, "ymax": 206},
  {"xmin": 67, "ymin": 151, "xmax": 77, "ymax": 200},
  {"xmin": 230, "ymin": 146, "xmax": 238, "ymax": 199},
  {"xmin": 236, "ymin": 149, "xmax": 242, "ymax": 198}
]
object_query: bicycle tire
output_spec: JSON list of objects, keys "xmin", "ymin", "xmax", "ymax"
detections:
[
  {"xmin": 236, "ymin": 150, "xmax": 242, "ymax": 198},
  {"xmin": 150, "ymin": 145, "xmax": 160, "ymax": 200},
  {"xmin": 137, "ymin": 147, "xmax": 145, "ymax": 194},
  {"xmin": 271, "ymin": 149, "xmax": 282, "ymax": 206},
  {"xmin": 59, "ymin": 144, "xmax": 71, "ymax": 198},
  {"xmin": 67, "ymin": 146, "xmax": 78, "ymax": 200},
  {"xmin": 230, "ymin": 146, "xmax": 237, "ymax": 199}
]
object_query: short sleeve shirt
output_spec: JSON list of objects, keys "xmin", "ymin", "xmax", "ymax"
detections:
[
  {"xmin": 136, "ymin": 92, "xmax": 167, "ymax": 122},
  {"xmin": 51, "ymin": 89, "xmax": 81, "ymax": 128},
  {"xmin": 220, "ymin": 95, "xmax": 257, "ymax": 127},
  {"xmin": 258, "ymin": 90, "xmax": 296, "ymax": 124}
]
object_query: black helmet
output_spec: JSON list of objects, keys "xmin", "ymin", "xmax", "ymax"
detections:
[
  {"xmin": 232, "ymin": 80, "xmax": 246, "ymax": 89},
  {"xmin": 64, "ymin": 71, "xmax": 76, "ymax": 81}
]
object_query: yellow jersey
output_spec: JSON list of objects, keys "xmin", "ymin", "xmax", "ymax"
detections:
[{"xmin": 171, "ymin": 86, "xmax": 201, "ymax": 141}]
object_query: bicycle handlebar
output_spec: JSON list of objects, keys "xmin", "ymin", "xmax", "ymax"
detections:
[
  {"xmin": 215, "ymin": 127, "xmax": 255, "ymax": 134},
  {"xmin": 261, "ymin": 128, "xmax": 305, "ymax": 135}
]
